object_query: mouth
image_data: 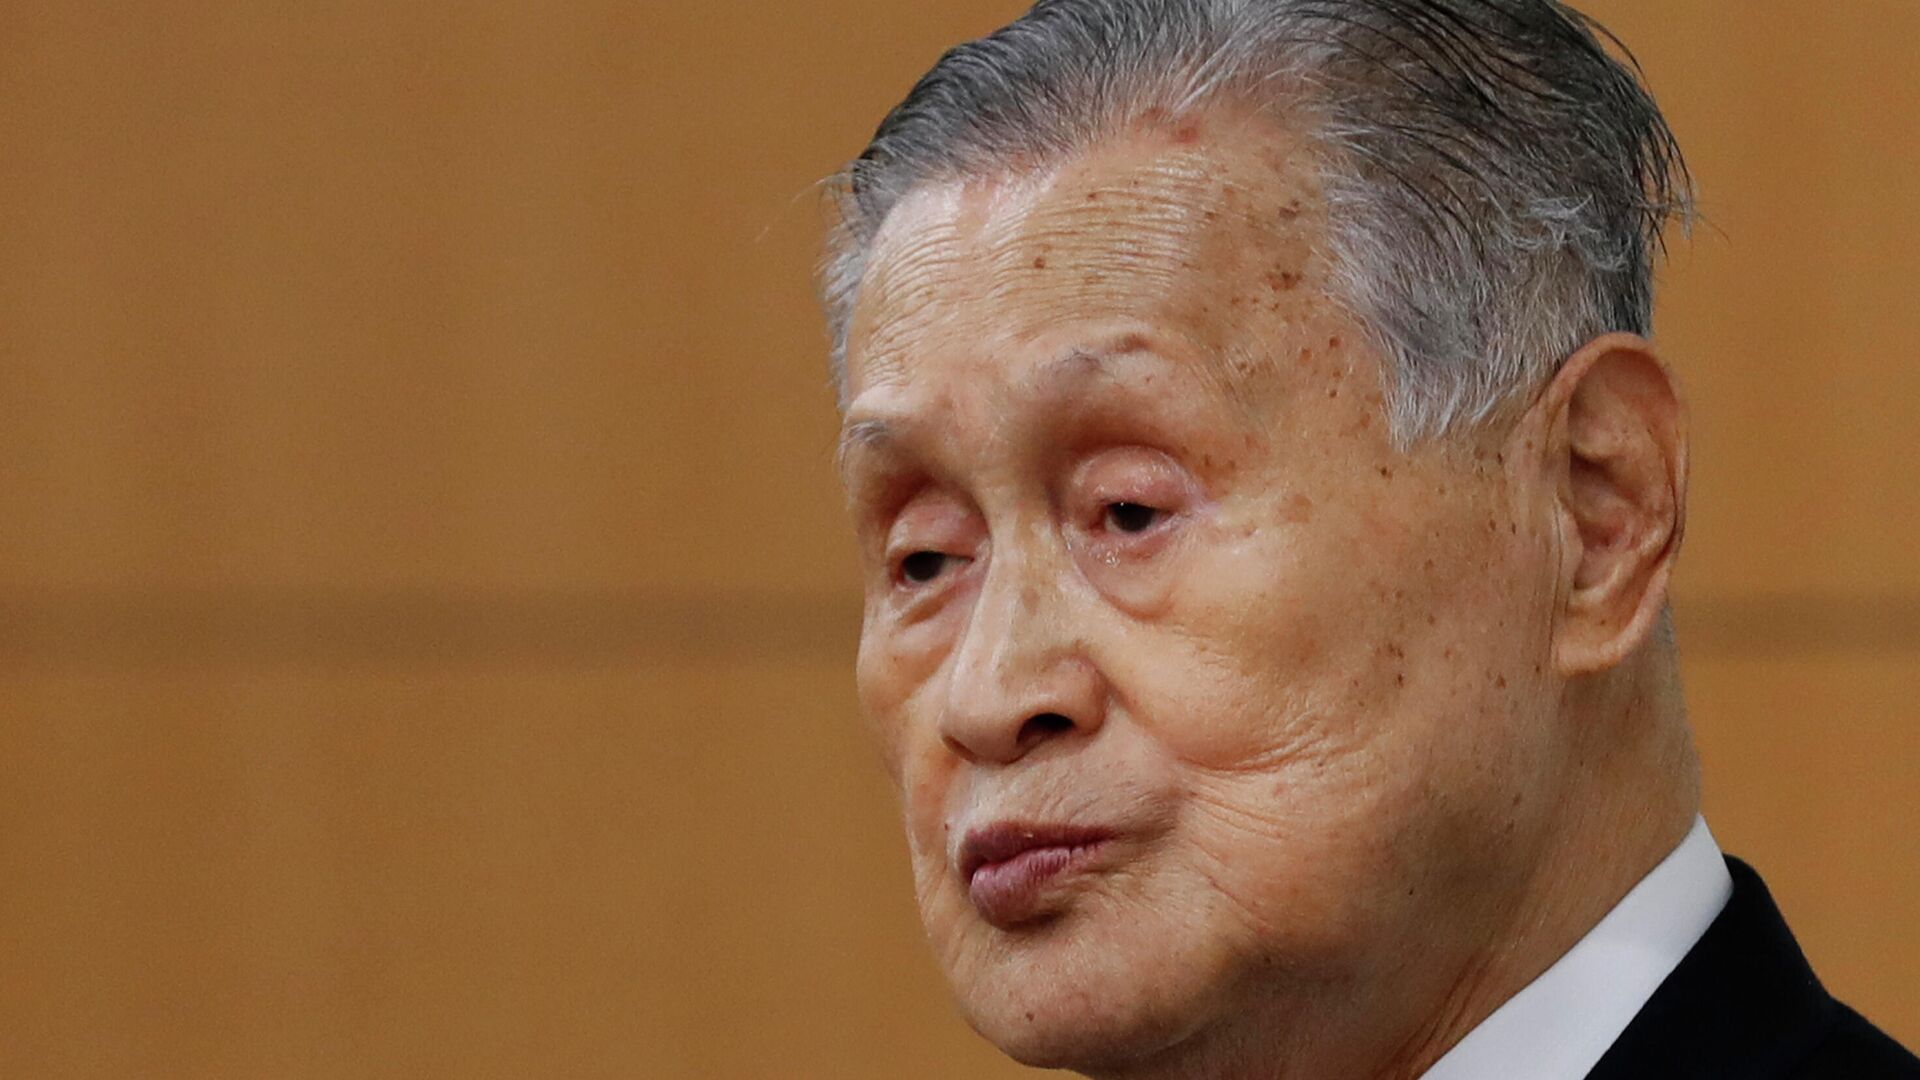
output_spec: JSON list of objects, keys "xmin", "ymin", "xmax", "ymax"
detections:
[{"xmin": 959, "ymin": 822, "xmax": 1118, "ymax": 928}]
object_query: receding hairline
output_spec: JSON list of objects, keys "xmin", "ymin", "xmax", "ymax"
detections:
[{"xmin": 820, "ymin": 0, "xmax": 1693, "ymax": 445}]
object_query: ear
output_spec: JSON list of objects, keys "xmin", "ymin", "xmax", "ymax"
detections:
[{"xmin": 1527, "ymin": 332, "xmax": 1689, "ymax": 676}]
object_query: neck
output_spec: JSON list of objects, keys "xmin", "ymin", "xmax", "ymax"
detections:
[
  {"xmin": 1392, "ymin": 643, "xmax": 1702, "ymax": 1079},
  {"xmin": 1390, "ymin": 643, "xmax": 1700, "ymax": 1077}
]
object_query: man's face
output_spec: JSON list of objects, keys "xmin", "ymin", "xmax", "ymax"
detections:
[{"xmin": 839, "ymin": 113, "xmax": 1569, "ymax": 1071}]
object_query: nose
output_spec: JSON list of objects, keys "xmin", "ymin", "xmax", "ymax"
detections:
[{"xmin": 938, "ymin": 552, "xmax": 1107, "ymax": 766}]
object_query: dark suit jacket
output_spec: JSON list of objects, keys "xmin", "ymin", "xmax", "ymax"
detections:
[{"xmin": 1585, "ymin": 856, "xmax": 1920, "ymax": 1079}]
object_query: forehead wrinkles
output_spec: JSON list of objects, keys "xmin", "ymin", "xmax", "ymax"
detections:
[
  {"xmin": 846, "ymin": 129, "xmax": 1330, "ymax": 400},
  {"xmin": 847, "ymin": 188, "xmax": 976, "ymax": 393},
  {"xmin": 979, "ymin": 150, "xmax": 1227, "ymax": 300}
]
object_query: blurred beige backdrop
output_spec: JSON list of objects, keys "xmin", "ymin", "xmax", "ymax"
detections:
[{"xmin": 1, "ymin": 2, "xmax": 1916, "ymax": 1077}]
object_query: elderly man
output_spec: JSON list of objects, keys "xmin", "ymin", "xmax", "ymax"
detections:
[{"xmin": 822, "ymin": 1, "xmax": 1920, "ymax": 1077}]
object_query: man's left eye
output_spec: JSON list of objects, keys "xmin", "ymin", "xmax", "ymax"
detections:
[{"xmin": 1103, "ymin": 502, "xmax": 1161, "ymax": 534}]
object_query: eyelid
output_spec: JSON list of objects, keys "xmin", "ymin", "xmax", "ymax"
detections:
[
  {"xmin": 881, "ymin": 491, "xmax": 982, "ymax": 580},
  {"xmin": 1072, "ymin": 447, "xmax": 1196, "ymax": 509},
  {"xmin": 850, "ymin": 465, "xmax": 931, "ymax": 533}
]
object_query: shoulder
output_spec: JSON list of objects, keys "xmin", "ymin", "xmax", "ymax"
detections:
[
  {"xmin": 1789, "ymin": 1002, "xmax": 1920, "ymax": 1079},
  {"xmin": 1589, "ymin": 855, "xmax": 1920, "ymax": 1079}
]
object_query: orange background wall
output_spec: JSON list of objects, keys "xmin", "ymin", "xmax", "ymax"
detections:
[{"xmin": 2, "ymin": 2, "xmax": 1915, "ymax": 1077}]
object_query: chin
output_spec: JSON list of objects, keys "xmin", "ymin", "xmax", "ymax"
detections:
[{"xmin": 940, "ymin": 904, "xmax": 1236, "ymax": 1073}]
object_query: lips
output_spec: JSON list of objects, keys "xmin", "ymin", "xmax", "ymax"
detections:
[{"xmin": 959, "ymin": 822, "xmax": 1116, "ymax": 927}]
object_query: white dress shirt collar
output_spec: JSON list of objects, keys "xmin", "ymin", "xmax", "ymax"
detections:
[{"xmin": 1419, "ymin": 815, "xmax": 1733, "ymax": 1080}]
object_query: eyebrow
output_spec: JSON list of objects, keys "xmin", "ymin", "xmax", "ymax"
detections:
[
  {"xmin": 833, "ymin": 346, "xmax": 1121, "ymax": 475},
  {"xmin": 1047, "ymin": 335, "xmax": 1150, "ymax": 381},
  {"xmin": 1037, "ymin": 334, "xmax": 1248, "ymax": 414},
  {"xmin": 833, "ymin": 332, "xmax": 1238, "ymax": 480},
  {"xmin": 835, "ymin": 417, "xmax": 896, "ymax": 479}
]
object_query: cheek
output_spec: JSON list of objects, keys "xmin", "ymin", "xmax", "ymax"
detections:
[
  {"xmin": 1096, "ymin": 505, "xmax": 1382, "ymax": 770},
  {"xmin": 1099, "ymin": 475, "xmax": 1550, "ymax": 817},
  {"xmin": 855, "ymin": 625, "xmax": 966, "ymax": 865},
  {"xmin": 853, "ymin": 631, "xmax": 906, "ymax": 761},
  {"xmin": 854, "ymin": 623, "xmax": 944, "ymax": 792}
]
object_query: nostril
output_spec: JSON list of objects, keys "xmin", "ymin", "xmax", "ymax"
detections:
[{"xmin": 1016, "ymin": 712, "xmax": 1076, "ymax": 748}]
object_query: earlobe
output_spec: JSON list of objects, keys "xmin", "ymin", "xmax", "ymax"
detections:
[{"xmin": 1535, "ymin": 333, "xmax": 1689, "ymax": 676}]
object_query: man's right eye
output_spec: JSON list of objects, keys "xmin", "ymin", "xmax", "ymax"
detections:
[{"xmin": 898, "ymin": 551, "xmax": 949, "ymax": 585}]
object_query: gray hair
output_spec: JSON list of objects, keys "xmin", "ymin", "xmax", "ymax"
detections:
[{"xmin": 820, "ymin": 0, "xmax": 1692, "ymax": 444}]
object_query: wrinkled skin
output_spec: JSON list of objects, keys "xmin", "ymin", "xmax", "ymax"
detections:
[{"xmin": 838, "ymin": 108, "xmax": 1692, "ymax": 1080}]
